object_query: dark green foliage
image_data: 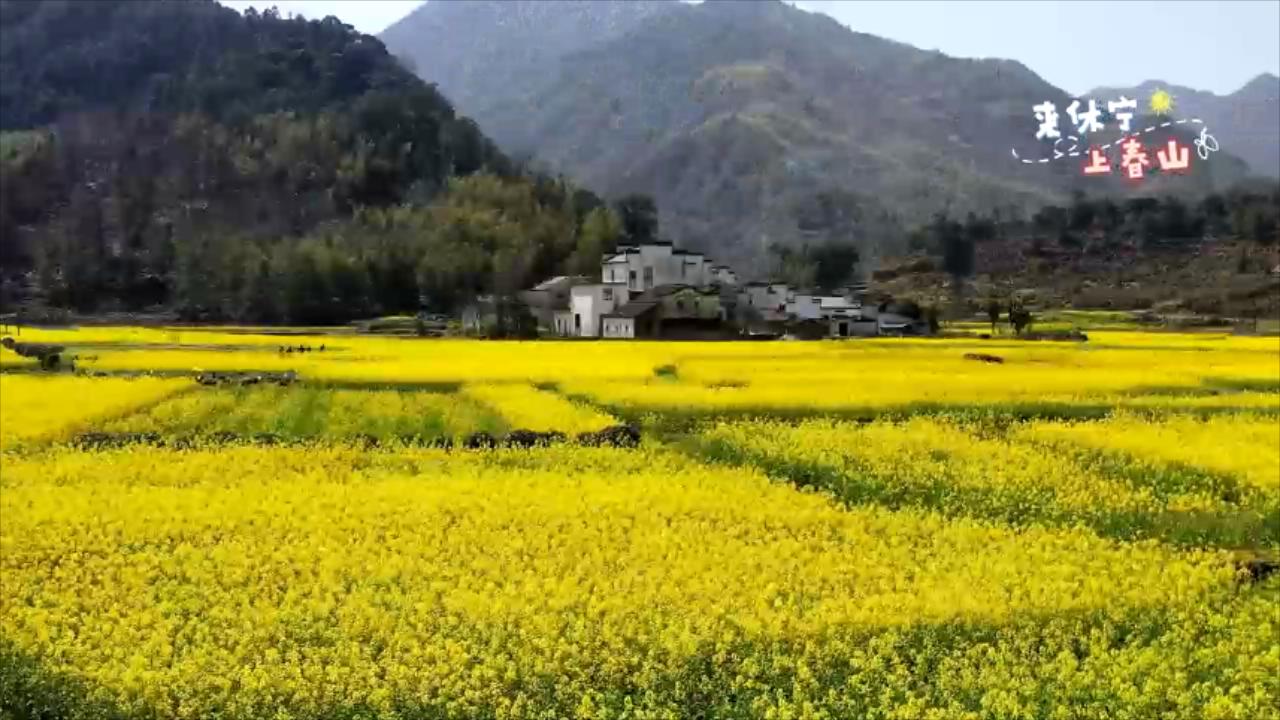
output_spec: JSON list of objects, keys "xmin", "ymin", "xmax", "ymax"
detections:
[
  {"xmin": 934, "ymin": 214, "xmax": 974, "ymax": 280},
  {"xmin": 915, "ymin": 182, "xmax": 1279, "ymax": 273},
  {"xmin": 0, "ymin": 0, "xmax": 531, "ymax": 319},
  {"xmin": 1010, "ymin": 305, "xmax": 1033, "ymax": 335},
  {"xmin": 2, "ymin": 1, "xmax": 460, "ymax": 130},
  {"xmin": 613, "ymin": 193, "xmax": 659, "ymax": 245},
  {"xmin": 768, "ymin": 239, "xmax": 861, "ymax": 292},
  {"xmin": 809, "ymin": 243, "xmax": 861, "ymax": 292}
]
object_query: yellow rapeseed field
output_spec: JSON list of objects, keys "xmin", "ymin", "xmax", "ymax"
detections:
[
  {"xmin": 99, "ymin": 385, "xmax": 508, "ymax": 441},
  {"xmin": 1, "ymin": 326, "xmax": 1278, "ymax": 718},
  {"xmin": 461, "ymin": 383, "xmax": 617, "ymax": 435},
  {"xmin": 698, "ymin": 415, "xmax": 1280, "ymax": 547},
  {"xmin": 1016, "ymin": 411, "xmax": 1280, "ymax": 495},
  {"xmin": 0, "ymin": 374, "xmax": 188, "ymax": 449},
  {"xmin": 2, "ymin": 445, "xmax": 1274, "ymax": 719}
]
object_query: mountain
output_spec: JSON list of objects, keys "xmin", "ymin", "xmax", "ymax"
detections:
[
  {"xmin": 378, "ymin": 0, "xmax": 680, "ymax": 126},
  {"xmin": 382, "ymin": 0, "xmax": 1251, "ymax": 272},
  {"xmin": 0, "ymin": 0, "xmax": 511, "ymax": 312},
  {"xmin": 1090, "ymin": 74, "xmax": 1280, "ymax": 179}
]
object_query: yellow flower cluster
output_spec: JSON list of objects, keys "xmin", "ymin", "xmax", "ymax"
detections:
[
  {"xmin": 15, "ymin": 327, "xmax": 1276, "ymax": 396},
  {"xmin": 0, "ymin": 374, "xmax": 187, "ymax": 449},
  {"xmin": 2, "ymin": 445, "xmax": 1269, "ymax": 719},
  {"xmin": 101, "ymin": 385, "xmax": 506, "ymax": 440},
  {"xmin": 1017, "ymin": 412, "xmax": 1280, "ymax": 496},
  {"xmin": 73, "ymin": 338, "xmax": 670, "ymax": 384},
  {"xmin": 1, "ymin": 326, "xmax": 1276, "ymax": 717},
  {"xmin": 462, "ymin": 383, "xmax": 617, "ymax": 434},
  {"xmin": 560, "ymin": 335, "xmax": 1278, "ymax": 417},
  {"xmin": 698, "ymin": 415, "xmax": 1278, "ymax": 546}
]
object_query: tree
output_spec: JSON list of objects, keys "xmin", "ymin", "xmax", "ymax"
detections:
[
  {"xmin": 963, "ymin": 211, "xmax": 997, "ymax": 243},
  {"xmin": 809, "ymin": 242, "xmax": 860, "ymax": 292},
  {"xmin": 769, "ymin": 244, "xmax": 816, "ymax": 290},
  {"xmin": 568, "ymin": 207, "xmax": 621, "ymax": 278},
  {"xmin": 1009, "ymin": 303, "xmax": 1033, "ymax": 336},
  {"xmin": 613, "ymin": 194, "xmax": 658, "ymax": 244},
  {"xmin": 0, "ymin": 0, "xmax": 511, "ymax": 314},
  {"xmin": 934, "ymin": 213, "xmax": 973, "ymax": 310}
]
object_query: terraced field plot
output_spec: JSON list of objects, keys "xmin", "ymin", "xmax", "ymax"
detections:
[{"xmin": 1, "ymin": 327, "xmax": 1278, "ymax": 719}]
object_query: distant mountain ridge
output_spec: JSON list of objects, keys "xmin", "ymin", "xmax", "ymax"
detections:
[
  {"xmin": 1089, "ymin": 73, "xmax": 1280, "ymax": 179},
  {"xmin": 382, "ymin": 0, "xmax": 1257, "ymax": 271}
]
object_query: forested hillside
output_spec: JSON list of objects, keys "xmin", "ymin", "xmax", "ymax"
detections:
[
  {"xmin": 383, "ymin": 0, "xmax": 1255, "ymax": 273},
  {"xmin": 871, "ymin": 184, "xmax": 1280, "ymax": 319},
  {"xmin": 0, "ymin": 0, "xmax": 616, "ymax": 324}
]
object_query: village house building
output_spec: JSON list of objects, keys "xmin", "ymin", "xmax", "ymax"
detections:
[
  {"xmin": 527, "ymin": 241, "xmax": 924, "ymax": 341},
  {"xmin": 711, "ymin": 265, "xmax": 738, "ymax": 287},
  {"xmin": 542, "ymin": 240, "xmax": 731, "ymax": 338},
  {"xmin": 554, "ymin": 282, "xmax": 631, "ymax": 337},
  {"xmin": 601, "ymin": 285, "xmax": 727, "ymax": 339},
  {"xmin": 738, "ymin": 282, "xmax": 790, "ymax": 322},
  {"xmin": 601, "ymin": 242, "xmax": 717, "ymax": 292},
  {"xmin": 519, "ymin": 275, "xmax": 590, "ymax": 332},
  {"xmin": 785, "ymin": 294, "xmax": 863, "ymax": 321}
]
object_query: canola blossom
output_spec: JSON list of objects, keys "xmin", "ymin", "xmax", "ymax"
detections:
[
  {"xmin": 100, "ymin": 385, "xmax": 507, "ymax": 441},
  {"xmin": 1, "ymin": 327, "xmax": 1278, "ymax": 718},
  {"xmin": 1015, "ymin": 412, "xmax": 1280, "ymax": 497},
  {"xmin": 1, "ymin": 446, "xmax": 1273, "ymax": 719},
  {"xmin": 0, "ymin": 374, "xmax": 188, "ymax": 449},
  {"xmin": 461, "ymin": 383, "xmax": 617, "ymax": 435},
  {"xmin": 696, "ymin": 416, "xmax": 1280, "ymax": 547}
]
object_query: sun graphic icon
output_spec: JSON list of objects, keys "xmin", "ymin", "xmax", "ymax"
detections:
[{"xmin": 1148, "ymin": 88, "xmax": 1174, "ymax": 116}]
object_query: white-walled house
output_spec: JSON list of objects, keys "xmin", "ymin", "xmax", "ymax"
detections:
[
  {"xmin": 534, "ymin": 241, "xmax": 732, "ymax": 338},
  {"xmin": 785, "ymin": 294, "xmax": 824, "ymax": 321},
  {"xmin": 676, "ymin": 251, "xmax": 710, "ymax": 287},
  {"xmin": 520, "ymin": 275, "xmax": 590, "ymax": 331},
  {"xmin": 601, "ymin": 316, "xmax": 636, "ymax": 338},
  {"xmin": 600, "ymin": 242, "xmax": 717, "ymax": 292},
  {"xmin": 830, "ymin": 316, "xmax": 879, "ymax": 337},
  {"xmin": 711, "ymin": 265, "xmax": 738, "ymax": 287},
  {"xmin": 738, "ymin": 282, "xmax": 789, "ymax": 321},
  {"xmin": 564, "ymin": 283, "xmax": 630, "ymax": 337}
]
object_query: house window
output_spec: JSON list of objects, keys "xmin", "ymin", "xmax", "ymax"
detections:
[
  {"xmin": 603, "ymin": 288, "xmax": 613, "ymax": 301},
  {"xmin": 629, "ymin": 270, "xmax": 637, "ymax": 289},
  {"xmin": 681, "ymin": 264, "xmax": 687, "ymax": 278},
  {"xmin": 643, "ymin": 267, "xmax": 654, "ymax": 288},
  {"xmin": 574, "ymin": 314, "xmax": 581, "ymax": 333}
]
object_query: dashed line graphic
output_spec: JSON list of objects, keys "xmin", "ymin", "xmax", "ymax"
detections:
[{"xmin": 1011, "ymin": 118, "xmax": 1211, "ymax": 164}]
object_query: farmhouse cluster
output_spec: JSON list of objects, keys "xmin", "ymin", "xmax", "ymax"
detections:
[{"xmin": 519, "ymin": 240, "xmax": 929, "ymax": 339}]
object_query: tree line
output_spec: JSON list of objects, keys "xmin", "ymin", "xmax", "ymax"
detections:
[
  {"xmin": 917, "ymin": 183, "xmax": 1280, "ymax": 289},
  {"xmin": 0, "ymin": 1, "xmax": 676, "ymax": 328},
  {"xmin": 0, "ymin": 0, "xmax": 505, "ymax": 319}
]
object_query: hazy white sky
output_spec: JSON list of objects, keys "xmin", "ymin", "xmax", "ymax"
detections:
[
  {"xmin": 220, "ymin": 0, "xmax": 1280, "ymax": 96},
  {"xmin": 221, "ymin": 0, "xmax": 421, "ymax": 35}
]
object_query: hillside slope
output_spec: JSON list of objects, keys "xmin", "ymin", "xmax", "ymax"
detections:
[
  {"xmin": 1091, "ymin": 74, "xmax": 1280, "ymax": 180},
  {"xmin": 383, "ymin": 0, "xmax": 1251, "ymax": 272},
  {"xmin": 0, "ymin": 0, "xmax": 510, "ymax": 310}
]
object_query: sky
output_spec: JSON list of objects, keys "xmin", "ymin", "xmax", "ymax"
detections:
[{"xmin": 220, "ymin": 0, "xmax": 1280, "ymax": 96}]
